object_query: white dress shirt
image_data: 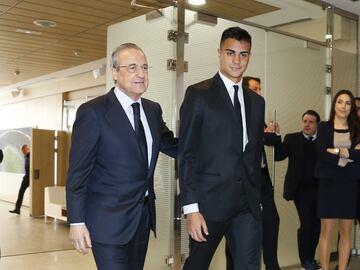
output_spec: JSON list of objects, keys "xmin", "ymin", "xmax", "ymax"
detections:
[
  {"xmin": 114, "ymin": 87, "xmax": 153, "ymax": 166},
  {"xmin": 303, "ymin": 133, "xmax": 317, "ymax": 141}
]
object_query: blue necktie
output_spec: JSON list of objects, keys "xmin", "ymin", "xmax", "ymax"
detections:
[{"xmin": 132, "ymin": 103, "xmax": 148, "ymax": 167}]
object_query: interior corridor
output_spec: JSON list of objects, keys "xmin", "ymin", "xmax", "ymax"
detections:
[{"xmin": 1, "ymin": 200, "xmax": 360, "ymax": 270}]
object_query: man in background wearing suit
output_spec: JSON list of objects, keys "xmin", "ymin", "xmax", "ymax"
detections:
[
  {"xmin": 179, "ymin": 27, "xmax": 265, "ymax": 270},
  {"xmin": 9, "ymin": 144, "xmax": 30, "ymax": 214},
  {"xmin": 275, "ymin": 110, "xmax": 321, "ymax": 270},
  {"xmin": 226, "ymin": 76, "xmax": 282, "ymax": 270},
  {"xmin": 66, "ymin": 43, "xmax": 177, "ymax": 270}
]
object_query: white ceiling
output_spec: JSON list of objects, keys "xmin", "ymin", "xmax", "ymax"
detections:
[
  {"xmin": 324, "ymin": 0, "xmax": 360, "ymax": 15},
  {"xmin": 0, "ymin": 0, "xmax": 358, "ymax": 91},
  {"xmin": 246, "ymin": 0, "xmax": 360, "ymax": 27}
]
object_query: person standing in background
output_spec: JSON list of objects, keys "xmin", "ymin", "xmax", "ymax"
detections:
[
  {"xmin": 275, "ymin": 110, "xmax": 321, "ymax": 270},
  {"xmin": 226, "ymin": 76, "xmax": 282, "ymax": 270},
  {"xmin": 9, "ymin": 144, "xmax": 30, "ymax": 214},
  {"xmin": 316, "ymin": 89, "xmax": 360, "ymax": 270}
]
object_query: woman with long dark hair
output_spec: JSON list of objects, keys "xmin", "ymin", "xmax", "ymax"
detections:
[{"xmin": 315, "ymin": 89, "xmax": 360, "ymax": 270}]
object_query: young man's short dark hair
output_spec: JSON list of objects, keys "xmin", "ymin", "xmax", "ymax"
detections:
[{"xmin": 220, "ymin": 27, "xmax": 252, "ymax": 48}]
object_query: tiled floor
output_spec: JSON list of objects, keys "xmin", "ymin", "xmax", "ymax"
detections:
[
  {"xmin": 0, "ymin": 201, "xmax": 96, "ymax": 269},
  {"xmin": 1, "ymin": 200, "xmax": 360, "ymax": 270}
]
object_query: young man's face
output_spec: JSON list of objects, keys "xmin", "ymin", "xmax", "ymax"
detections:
[{"xmin": 218, "ymin": 38, "xmax": 251, "ymax": 84}]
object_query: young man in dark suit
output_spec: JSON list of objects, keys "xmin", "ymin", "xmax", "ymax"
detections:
[
  {"xmin": 66, "ymin": 43, "xmax": 177, "ymax": 270},
  {"xmin": 179, "ymin": 27, "xmax": 265, "ymax": 270},
  {"xmin": 275, "ymin": 110, "xmax": 321, "ymax": 270}
]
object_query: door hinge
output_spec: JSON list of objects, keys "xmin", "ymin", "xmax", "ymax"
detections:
[
  {"xmin": 165, "ymin": 255, "xmax": 174, "ymax": 266},
  {"xmin": 167, "ymin": 59, "xmax": 188, "ymax": 72},
  {"xmin": 167, "ymin": 30, "xmax": 189, "ymax": 43}
]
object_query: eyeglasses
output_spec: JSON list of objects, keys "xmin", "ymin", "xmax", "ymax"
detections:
[{"xmin": 115, "ymin": 64, "xmax": 149, "ymax": 73}]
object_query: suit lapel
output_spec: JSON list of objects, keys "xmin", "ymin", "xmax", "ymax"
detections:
[
  {"xmin": 213, "ymin": 73, "xmax": 240, "ymax": 125},
  {"xmin": 297, "ymin": 133, "xmax": 305, "ymax": 158},
  {"xmin": 243, "ymin": 87, "xmax": 252, "ymax": 135},
  {"xmin": 104, "ymin": 89, "xmax": 142, "ymax": 157},
  {"xmin": 142, "ymin": 99, "xmax": 159, "ymax": 174}
]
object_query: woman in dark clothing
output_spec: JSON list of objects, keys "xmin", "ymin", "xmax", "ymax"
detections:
[{"xmin": 315, "ymin": 89, "xmax": 360, "ymax": 270}]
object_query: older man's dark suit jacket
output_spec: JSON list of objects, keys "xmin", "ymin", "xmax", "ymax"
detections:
[
  {"xmin": 274, "ymin": 132, "xmax": 310, "ymax": 201},
  {"xmin": 179, "ymin": 73, "xmax": 265, "ymax": 221},
  {"xmin": 66, "ymin": 88, "xmax": 177, "ymax": 245}
]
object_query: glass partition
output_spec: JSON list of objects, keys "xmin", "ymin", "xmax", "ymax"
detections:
[
  {"xmin": 332, "ymin": 14, "xmax": 358, "ymax": 96},
  {"xmin": 107, "ymin": 8, "xmax": 177, "ymax": 270},
  {"xmin": 265, "ymin": 31, "xmax": 327, "ymax": 267}
]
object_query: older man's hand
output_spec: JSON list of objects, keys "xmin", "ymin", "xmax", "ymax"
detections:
[{"xmin": 69, "ymin": 224, "xmax": 92, "ymax": 255}]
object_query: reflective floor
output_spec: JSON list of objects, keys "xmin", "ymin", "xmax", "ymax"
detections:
[{"xmin": 1, "ymin": 200, "xmax": 360, "ymax": 270}]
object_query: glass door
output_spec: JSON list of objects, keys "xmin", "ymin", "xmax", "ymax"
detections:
[{"xmin": 107, "ymin": 7, "xmax": 177, "ymax": 270}]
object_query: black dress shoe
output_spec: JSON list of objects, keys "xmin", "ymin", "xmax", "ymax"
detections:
[{"xmin": 9, "ymin": 209, "xmax": 20, "ymax": 214}]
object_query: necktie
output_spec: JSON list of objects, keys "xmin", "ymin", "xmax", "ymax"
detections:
[
  {"xmin": 233, "ymin": 85, "xmax": 244, "ymax": 150},
  {"xmin": 233, "ymin": 85, "xmax": 243, "ymax": 123},
  {"xmin": 132, "ymin": 103, "xmax": 148, "ymax": 167},
  {"xmin": 308, "ymin": 136, "xmax": 313, "ymax": 141}
]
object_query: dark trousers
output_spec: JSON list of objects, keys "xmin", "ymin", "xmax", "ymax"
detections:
[
  {"xmin": 293, "ymin": 186, "xmax": 320, "ymax": 264},
  {"xmin": 261, "ymin": 188, "xmax": 280, "ymax": 270},
  {"xmin": 15, "ymin": 176, "xmax": 29, "ymax": 211},
  {"xmin": 184, "ymin": 211, "xmax": 261, "ymax": 270},
  {"xmin": 91, "ymin": 200, "xmax": 151, "ymax": 270},
  {"xmin": 226, "ymin": 186, "xmax": 280, "ymax": 270}
]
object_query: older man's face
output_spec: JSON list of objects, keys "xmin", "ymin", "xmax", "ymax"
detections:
[{"xmin": 112, "ymin": 48, "xmax": 149, "ymax": 101}]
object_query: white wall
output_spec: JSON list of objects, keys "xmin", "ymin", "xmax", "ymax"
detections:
[{"xmin": 0, "ymin": 60, "xmax": 107, "ymax": 206}]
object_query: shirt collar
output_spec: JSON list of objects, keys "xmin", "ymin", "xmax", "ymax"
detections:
[
  {"xmin": 114, "ymin": 87, "xmax": 142, "ymax": 110},
  {"xmin": 303, "ymin": 133, "xmax": 317, "ymax": 140},
  {"xmin": 218, "ymin": 71, "xmax": 243, "ymax": 92}
]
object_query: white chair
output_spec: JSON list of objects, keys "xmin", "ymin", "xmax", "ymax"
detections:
[{"xmin": 44, "ymin": 186, "xmax": 67, "ymax": 223}]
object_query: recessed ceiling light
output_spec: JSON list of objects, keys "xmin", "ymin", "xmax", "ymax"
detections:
[
  {"xmin": 16, "ymin": 28, "xmax": 42, "ymax": 35},
  {"xmin": 33, "ymin": 20, "xmax": 57, "ymax": 28},
  {"xmin": 188, "ymin": 0, "xmax": 206, "ymax": 5}
]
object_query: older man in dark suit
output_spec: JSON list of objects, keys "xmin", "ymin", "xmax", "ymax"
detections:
[
  {"xmin": 179, "ymin": 27, "xmax": 264, "ymax": 270},
  {"xmin": 66, "ymin": 43, "xmax": 177, "ymax": 270}
]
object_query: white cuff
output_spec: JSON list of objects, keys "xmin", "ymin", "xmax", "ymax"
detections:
[
  {"xmin": 183, "ymin": 203, "xmax": 199, "ymax": 215},
  {"xmin": 70, "ymin": 222, "xmax": 85, "ymax": 226}
]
